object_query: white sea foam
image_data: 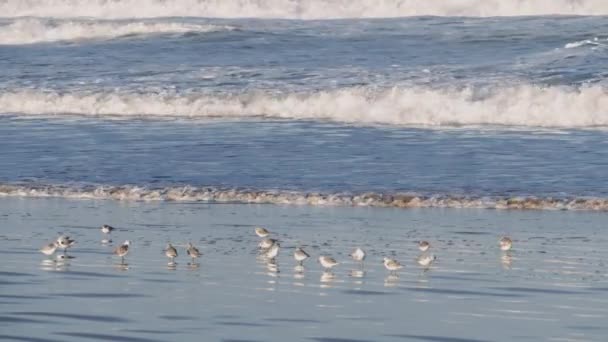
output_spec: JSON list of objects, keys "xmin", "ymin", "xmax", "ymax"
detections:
[
  {"xmin": 0, "ymin": 0, "xmax": 606, "ymax": 19},
  {"xmin": 1, "ymin": 85, "xmax": 607, "ymax": 128},
  {"xmin": 564, "ymin": 37, "xmax": 608, "ymax": 49},
  {"xmin": 1, "ymin": 183, "xmax": 607, "ymax": 211},
  {"xmin": 0, "ymin": 18, "xmax": 232, "ymax": 44}
]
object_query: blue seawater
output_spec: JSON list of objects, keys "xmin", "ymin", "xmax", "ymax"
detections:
[{"xmin": 1, "ymin": 1, "xmax": 608, "ymax": 210}]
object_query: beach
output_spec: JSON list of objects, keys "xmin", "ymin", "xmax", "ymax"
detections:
[
  {"xmin": 2, "ymin": 1, "xmax": 608, "ymax": 340},
  {"xmin": 2, "ymin": 197, "xmax": 607, "ymax": 341}
]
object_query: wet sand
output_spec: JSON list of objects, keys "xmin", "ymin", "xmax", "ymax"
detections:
[{"xmin": 1, "ymin": 197, "xmax": 607, "ymax": 341}]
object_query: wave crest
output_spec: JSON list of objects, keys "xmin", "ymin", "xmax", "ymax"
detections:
[
  {"xmin": 1, "ymin": 184, "xmax": 608, "ymax": 211},
  {"xmin": 1, "ymin": 85, "xmax": 608, "ymax": 128},
  {"xmin": 1, "ymin": 0, "xmax": 607, "ymax": 19},
  {"xmin": 0, "ymin": 18, "xmax": 231, "ymax": 44}
]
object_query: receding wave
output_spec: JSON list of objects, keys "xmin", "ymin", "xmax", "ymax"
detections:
[
  {"xmin": 1, "ymin": 85, "xmax": 608, "ymax": 128},
  {"xmin": 0, "ymin": 0, "xmax": 606, "ymax": 19},
  {"xmin": 1, "ymin": 183, "xmax": 608, "ymax": 211},
  {"xmin": 0, "ymin": 18, "xmax": 232, "ymax": 44}
]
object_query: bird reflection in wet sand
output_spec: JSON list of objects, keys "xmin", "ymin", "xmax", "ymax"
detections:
[
  {"xmin": 320, "ymin": 271, "xmax": 336, "ymax": 287},
  {"xmin": 266, "ymin": 259, "xmax": 279, "ymax": 276},
  {"xmin": 501, "ymin": 253, "xmax": 513, "ymax": 269},
  {"xmin": 114, "ymin": 262, "xmax": 129, "ymax": 271},
  {"xmin": 384, "ymin": 274, "xmax": 400, "ymax": 288},
  {"xmin": 187, "ymin": 262, "xmax": 200, "ymax": 270},
  {"xmin": 54, "ymin": 254, "xmax": 74, "ymax": 270},
  {"xmin": 349, "ymin": 269, "xmax": 366, "ymax": 285},
  {"xmin": 349, "ymin": 269, "xmax": 366, "ymax": 278},
  {"xmin": 40, "ymin": 259, "xmax": 56, "ymax": 271},
  {"xmin": 293, "ymin": 266, "xmax": 305, "ymax": 279}
]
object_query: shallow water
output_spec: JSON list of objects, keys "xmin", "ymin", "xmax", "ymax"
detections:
[
  {"xmin": 2, "ymin": 117, "xmax": 608, "ymax": 199},
  {"xmin": 1, "ymin": 197, "xmax": 607, "ymax": 341}
]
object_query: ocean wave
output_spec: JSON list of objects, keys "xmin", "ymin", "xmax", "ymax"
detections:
[
  {"xmin": 1, "ymin": 183, "xmax": 608, "ymax": 211},
  {"xmin": 564, "ymin": 37, "xmax": 608, "ymax": 49},
  {"xmin": 0, "ymin": 18, "xmax": 232, "ymax": 44},
  {"xmin": 0, "ymin": 0, "xmax": 606, "ymax": 19},
  {"xmin": 1, "ymin": 85, "xmax": 607, "ymax": 128}
]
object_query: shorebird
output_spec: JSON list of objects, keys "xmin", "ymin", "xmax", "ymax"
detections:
[
  {"xmin": 186, "ymin": 242, "xmax": 202, "ymax": 262},
  {"xmin": 56, "ymin": 235, "xmax": 75, "ymax": 254},
  {"xmin": 164, "ymin": 243, "xmax": 178, "ymax": 263},
  {"xmin": 114, "ymin": 240, "xmax": 131, "ymax": 263},
  {"xmin": 499, "ymin": 236, "xmax": 513, "ymax": 251},
  {"xmin": 418, "ymin": 241, "xmax": 431, "ymax": 252},
  {"xmin": 383, "ymin": 257, "xmax": 403, "ymax": 274},
  {"xmin": 265, "ymin": 241, "xmax": 280, "ymax": 260},
  {"xmin": 318, "ymin": 256, "xmax": 339, "ymax": 271},
  {"xmin": 293, "ymin": 247, "xmax": 310, "ymax": 266},
  {"xmin": 349, "ymin": 247, "xmax": 366, "ymax": 265},
  {"xmin": 416, "ymin": 254, "xmax": 436, "ymax": 269},
  {"xmin": 39, "ymin": 241, "xmax": 58, "ymax": 256},
  {"xmin": 101, "ymin": 224, "xmax": 115, "ymax": 234},
  {"xmin": 258, "ymin": 238, "xmax": 276, "ymax": 250},
  {"xmin": 255, "ymin": 227, "xmax": 270, "ymax": 238}
]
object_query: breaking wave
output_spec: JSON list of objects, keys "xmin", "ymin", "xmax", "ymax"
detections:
[
  {"xmin": 0, "ymin": 18, "xmax": 232, "ymax": 44},
  {"xmin": 564, "ymin": 37, "xmax": 608, "ymax": 49},
  {"xmin": 2, "ymin": 183, "xmax": 608, "ymax": 211},
  {"xmin": 0, "ymin": 0, "xmax": 606, "ymax": 19},
  {"xmin": 1, "ymin": 85, "xmax": 608, "ymax": 128}
]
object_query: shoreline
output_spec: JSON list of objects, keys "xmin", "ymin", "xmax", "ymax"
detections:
[{"xmin": 3, "ymin": 183, "xmax": 608, "ymax": 211}]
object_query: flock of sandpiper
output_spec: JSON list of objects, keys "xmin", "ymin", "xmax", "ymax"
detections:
[{"xmin": 39, "ymin": 224, "xmax": 515, "ymax": 273}]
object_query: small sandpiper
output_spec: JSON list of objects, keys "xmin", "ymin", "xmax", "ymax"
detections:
[
  {"xmin": 418, "ymin": 241, "xmax": 431, "ymax": 252},
  {"xmin": 349, "ymin": 247, "xmax": 366, "ymax": 266},
  {"xmin": 164, "ymin": 243, "xmax": 178, "ymax": 263},
  {"xmin": 416, "ymin": 254, "xmax": 436, "ymax": 269},
  {"xmin": 499, "ymin": 236, "xmax": 513, "ymax": 251},
  {"xmin": 186, "ymin": 242, "xmax": 202, "ymax": 262},
  {"xmin": 39, "ymin": 241, "xmax": 58, "ymax": 256},
  {"xmin": 294, "ymin": 247, "xmax": 310, "ymax": 266},
  {"xmin": 265, "ymin": 241, "xmax": 280, "ymax": 260},
  {"xmin": 258, "ymin": 238, "xmax": 276, "ymax": 250},
  {"xmin": 101, "ymin": 224, "xmax": 115, "ymax": 234},
  {"xmin": 383, "ymin": 257, "xmax": 403, "ymax": 274},
  {"xmin": 114, "ymin": 240, "xmax": 131, "ymax": 264},
  {"xmin": 318, "ymin": 256, "xmax": 339, "ymax": 271},
  {"xmin": 255, "ymin": 227, "xmax": 270, "ymax": 238},
  {"xmin": 56, "ymin": 235, "xmax": 75, "ymax": 254}
]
